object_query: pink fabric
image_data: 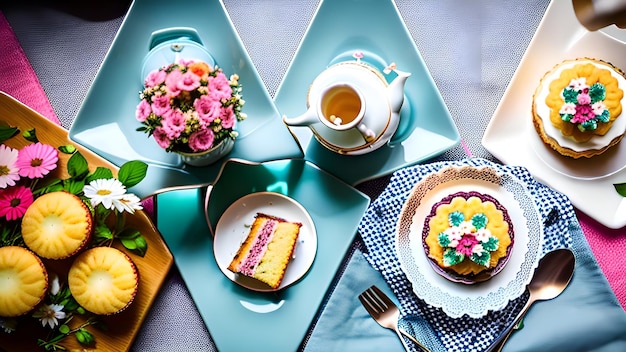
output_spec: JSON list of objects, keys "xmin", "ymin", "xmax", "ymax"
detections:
[
  {"xmin": 0, "ymin": 11, "xmax": 59, "ymax": 125},
  {"xmin": 577, "ymin": 210, "xmax": 626, "ymax": 311}
]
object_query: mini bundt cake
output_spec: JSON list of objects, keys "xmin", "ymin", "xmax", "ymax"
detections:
[
  {"xmin": 68, "ymin": 247, "xmax": 139, "ymax": 315},
  {"xmin": 0, "ymin": 246, "xmax": 48, "ymax": 317},
  {"xmin": 21, "ymin": 191, "xmax": 93, "ymax": 260}
]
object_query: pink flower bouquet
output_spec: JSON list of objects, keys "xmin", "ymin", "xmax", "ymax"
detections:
[{"xmin": 136, "ymin": 59, "xmax": 246, "ymax": 154}]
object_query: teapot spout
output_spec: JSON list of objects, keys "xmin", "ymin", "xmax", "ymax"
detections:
[
  {"xmin": 387, "ymin": 69, "xmax": 411, "ymax": 113},
  {"xmin": 282, "ymin": 106, "xmax": 318, "ymax": 127}
]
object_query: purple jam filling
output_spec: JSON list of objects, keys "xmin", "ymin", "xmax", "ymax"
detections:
[{"xmin": 239, "ymin": 219, "xmax": 277, "ymax": 275}]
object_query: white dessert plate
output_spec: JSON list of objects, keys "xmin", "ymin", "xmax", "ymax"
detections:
[
  {"xmin": 482, "ymin": 0, "xmax": 626, "ymax": 228},
  {"xmin": 213, "ymin": 192, "xmax": 317, "ymax": 292},
  {"xmin": 396, "ymin": 166, "xmax": 543, "ymax": 318},
  {"xmin": 273, "ymin": 0, "xmax": 459, "ymax": 186}
]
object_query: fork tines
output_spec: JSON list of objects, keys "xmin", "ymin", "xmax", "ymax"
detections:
[{"xmin": 359, "ymin": 285, "xmax": 391, "ymax": 315}]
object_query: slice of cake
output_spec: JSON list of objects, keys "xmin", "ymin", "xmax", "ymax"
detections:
[
  {"xmin": 532, "ymin": 58, "xmax": 626, "ymax": 158},
  {"xmin": 0, "ymin": 246, "xmax": 48, "ymax": 317},
  {"xmin": 21, "ymin": 191, "xmax": 93, "ymax": 259},
  {"xmin": 68, "ymin": 247, "xmax": 139, "ymax": 315},
  {"xmin": 227, "ymin": 213, "xmax": 302, "ymax": 289},
  {"xmin": 423, "ymin": 191, "xmax": 514, "ymax": 284}
]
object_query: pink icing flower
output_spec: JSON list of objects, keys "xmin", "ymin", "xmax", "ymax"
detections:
[
  {"xmin": 456, "ymin": 234, "xmax": 479, "ymax": 257},
  {"xmin": 16, "ymin": 143, "xmax": 58, "ymax": 179},
  {"xmin": 353, "ymin": 51, "xmax": 364, "ymax": 61},
  {"xmin": 572, "ymin": 104, "xmax": 593, "ymax": 123},
  {"xmin": 577, "ymin": 92, "xmax": 591, "ymax": 105},
  {"xmin": 188, "ymin": 129, "xmax": 215, "ymax": 152},
  {"xmin": 144, "ymin": 69, "xmax": 167, "ymax": 88},
  {"xmin": 136, "ymin": 99, "xmax": 152, "ymax": 122},
  {"xmin": 220, "ymin": 105, "xmax": 236, "ymax": 129},
  {"xmin": 0, "ymin": 185, "xmax": 33, "ymax": 221}
]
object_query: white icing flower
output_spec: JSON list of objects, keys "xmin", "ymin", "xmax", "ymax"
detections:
[
  {"xmin": 472, "ymin": 243, "xmax": 485, "ymax": 255},
  {"xmin": 459, "ymin": 221, "xmax": 474, "ymax": 234},
  {"xmin": 559, "ymin": 102, "xmax": 577, "ymax": 115},
  {"xmin": 592, "ymin": 101, "xmax": 607, "ymax": 116},
  {"xmin": 474, "ymin": 228, "xmax": 492, "ymax": 243},
  {"xmin": 569, "ymin": 77, "xmax": 588, "ymax": 91}
]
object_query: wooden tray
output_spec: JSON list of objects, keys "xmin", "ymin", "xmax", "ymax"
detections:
[{"xmin": 0, "ymin": 91, "xmax": 174, "ymax": 351}]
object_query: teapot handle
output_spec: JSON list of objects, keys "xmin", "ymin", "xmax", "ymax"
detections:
[{"xmin": 148, "ymin": 27, "xmax": 204, "ymax": 51}]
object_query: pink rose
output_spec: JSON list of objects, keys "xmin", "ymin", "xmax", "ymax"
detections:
[
  {"xmin": 161, "ymin": 109, "xmax": 187, "ymax": 140},
  {"xmin": 144, "ymin": 69, "xmax": 167, "ymax": 88},
  {"xmin": 165, "ymin": 69, "xmax": 184, "ymax": 96},
  {"xmin": 177, "ymin": 71, "xmax": 201, "ymax": 92},
  {"xmin": 151, "ymin": 94, "xmax": 172, "ymax": 117},
  {"xmin": 188, "ymin": 128, "xmax": 215, "ymax": 152},
  {"xmin": 220, "ymin": 105, "xmax": 236, "ymax": 129},
  {"xmin": 153, "ymin": 127, "xmax": 171, "ymax": 149},
  {"xmin": 207, "ymin": 72, "xmax": 232, "ymax": 101},
  {"xmin": 136, "ymin": 100, "xmax": 152, "ymax": 122},
  {"xmin": 194, "ymin": 95, "xmax": 222, "ymax": 124}
]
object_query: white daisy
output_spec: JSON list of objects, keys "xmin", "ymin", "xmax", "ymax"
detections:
[
  {"xmin": 83, "ymin": 178, "xmax": 126, "ymax": 209},
  {"xmin": 112, "ymin": 193, "xmax": 143, "ymax": 214},
  {"xmin": 0, "ymin": 144, "xmax": 20, "ymax": 188},
  {"xmin": 32, "ymin": 304, "xmax": 66, "ymax": 329}
]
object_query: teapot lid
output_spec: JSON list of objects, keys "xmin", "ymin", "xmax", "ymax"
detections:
[{"xmin": 141, "ymin": 28, "xmax": 216, "ymax": 83}]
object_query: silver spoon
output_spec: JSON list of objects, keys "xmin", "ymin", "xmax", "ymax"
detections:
[{"xmin": 488, "ymin": 248, "xmax": 576, "ymax": 352}]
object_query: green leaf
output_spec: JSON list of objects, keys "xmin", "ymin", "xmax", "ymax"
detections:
[
  {"xmin": 58, "ymin": 144, "xmax": 77, "ymax": 154},
  {"xmin": 117, "ymin": 160, "xmax": 148, "ymax": 188},
  {"xmin": 85, "ymin": 167, "xmax": 114, "ymax": 184},
  {"xmin": 614, "ymin": 183, "xmax": 626, "ymax": 197},
  {"xmin": 58, "ymin": 324, "xmax": 70, "ymax": 334},
  {"xmin": 118, "ymin": 228, "xmax": 147, "ymax": 256},
  {"xmin": 77, "ymin": 328, "xmax": 95, "ymax": 345},
  {"xmin": 22, "ymin": 128, "xmax": 38, "ymax": 143},
  {"xmin": 0, "ymin": 122, "xmax": 19, "ymax": 143},
  {"xmin": 67, "ymin": 152, "xmax": 89, "ymax": 180},
  {"xmin": 63, "ymin": 179, "xmax": 85, "ymax": 195},
  {"xmin": 94, "ymin": 223, "xmax": 113, "ymax": 240}
]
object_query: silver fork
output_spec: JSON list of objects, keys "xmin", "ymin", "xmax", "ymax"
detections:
[{"xmin": 359, "ymin": 285, "xmax": 430, "ymax": 352}]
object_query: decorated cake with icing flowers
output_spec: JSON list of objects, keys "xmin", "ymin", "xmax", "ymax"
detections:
[
  {"xmin": 423, "ymin": 191, "xmax": 514, "ymax": 284},
  {"xmin": 532, "ymin": 58, "xmax": 626, "ymax": 158}
]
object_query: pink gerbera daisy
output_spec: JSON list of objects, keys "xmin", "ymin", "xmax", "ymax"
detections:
[
  {"xmin": 0, "ymin": 144, "xmax": 20, "ymax": 188},
  {"xmin": 16, "ymin": 143, "xmax": 58, "ymax": 179},
  {"xmin": 0, "ymin": 185, "xmax": 33, "ymax": 221}
]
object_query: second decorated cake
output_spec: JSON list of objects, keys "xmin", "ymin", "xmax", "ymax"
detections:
[{"xmin": 423, "ymin": 191, "xmax": 514, "ymax": 284}]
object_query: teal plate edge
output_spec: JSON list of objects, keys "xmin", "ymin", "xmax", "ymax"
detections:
[
  {"xmin": 274, "ymin": 0, "xmax": 460, "ymax": 186},
  {"xmin": 68, "ymin": 0, "xmax": 303, "ymax": 199},
  {"xmin": 154, "ymin": 158, "xmax": 370, "ymax": 351}
]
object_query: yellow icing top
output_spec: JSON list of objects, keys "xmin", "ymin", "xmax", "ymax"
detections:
[
  {"xmin": 546, "ymin": 62, "xmax": 624, "ymax": 142},
  {"xmin": 425, "ymin": 196, "xmax": 511, "ymax": 276}
]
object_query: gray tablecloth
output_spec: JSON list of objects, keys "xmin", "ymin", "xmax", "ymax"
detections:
[{"xmin": 1, "ymin": 1, "xmax": 555, "ymax": 350}]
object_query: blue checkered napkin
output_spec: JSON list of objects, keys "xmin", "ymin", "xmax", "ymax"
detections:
[{"xmin": 358, "ymin": 158, "xmax": 574, "ymax": 352}]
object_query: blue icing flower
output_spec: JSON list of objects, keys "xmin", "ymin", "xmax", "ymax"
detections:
[
  {"xmin": 471, "ymin": 213, "xmax": 488, "ymax": 230},
  {"xmin": 448, "ymin": 211, "xmax": 464, "ymax": 227}
]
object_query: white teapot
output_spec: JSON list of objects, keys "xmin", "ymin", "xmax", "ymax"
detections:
[{"xmin": 282, "ymin": 51, "xmax": 410, "ymax": 155}]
